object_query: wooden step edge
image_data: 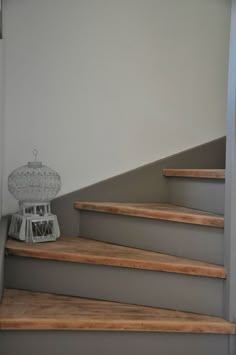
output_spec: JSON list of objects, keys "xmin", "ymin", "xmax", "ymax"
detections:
[
  {"xmin": 163, "ymin": 169, "xmax": 225, "ymax": 179},
  {"xmin": 6, "ymin": 238, "xmax": 226, "ymax": 279},
  {"xmin": 1, "ymin": 318, "xmax": 235, "ymax": 334},
  {"xmin": 74, "ymin": 202, "xmax": 224, "ymax": 228},
  {"xmin": 0, "ymin": 289, "xmax": 235, "ymax": 334}
]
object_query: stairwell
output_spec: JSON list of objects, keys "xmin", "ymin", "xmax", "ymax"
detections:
[{"xmin": 0, "ymin": 168, "xmax": 234, "ymax": 355}]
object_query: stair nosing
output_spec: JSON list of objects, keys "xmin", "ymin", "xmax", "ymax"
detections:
[
  {"xmin": 6, "ymin": 237, "xmax": 226, "ymax": 279},
  {"xmin": 1, "ymin": 318, "xmax": 234, "ymax": 333}
]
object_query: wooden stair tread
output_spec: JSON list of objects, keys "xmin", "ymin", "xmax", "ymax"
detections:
[
  {"xmin": 6, "ymin": 236, "xmax": 226, "ymax": 278},
  {"xmin": 74, "ymin": 202, "xmax": 224, "ymax": 228},
  {"xmin": 0, "ymin": 289, "xmax": 234, "ymax": 333},
  {"xmin": 163, "ymin": 169, "xmax": 225, "ymax": 179}
]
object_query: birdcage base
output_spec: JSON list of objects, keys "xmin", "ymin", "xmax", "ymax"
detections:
[{"xmin": 9, "ymin": 213, "xmax": 60, "ymax": 243}]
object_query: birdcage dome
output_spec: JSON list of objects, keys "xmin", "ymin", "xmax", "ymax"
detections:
[{"xmin": 8, "ymin": 151, "xmax": 61, "ymax": 203}]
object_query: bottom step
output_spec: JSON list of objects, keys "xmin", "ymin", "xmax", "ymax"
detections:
[
  {"xmin": 0, "ymin": 289, "xmax": 234, "ymax": 333},
  {"xmin": 0, "ymin": 289, "xmax": 234, "ymax": 355}
]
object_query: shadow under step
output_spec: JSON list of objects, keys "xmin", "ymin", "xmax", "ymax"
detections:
[
  {"xmin": 5, "ymin": 237, "xmax": 225, "ymax": 316},
  {"xmin": 163, "ymin": 169, "xmax": 225, "ymax": 214},
  {"xmin": 0, "ymin": 289, "xmax": 234, "ymax": 355}
]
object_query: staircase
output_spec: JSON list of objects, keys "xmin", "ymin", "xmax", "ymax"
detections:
[{"xmin": 1, "ymin": 168, "xmax": 235, "ymax": 355}]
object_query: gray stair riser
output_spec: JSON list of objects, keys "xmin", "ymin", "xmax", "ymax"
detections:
[
  {"xmin": 0, "ymin": 331, "xmax": 229, "ymax": 355},
  {"xmin": 80, "ymin": 211, "xmax": 224, "ymax": 264},
  {"xmin": 5, "ymin": 256, "xmax": 224, "ymax": 317},
  {"xmin": 167, "ymin": 178, "xmax": 225, "ymax": 214}
]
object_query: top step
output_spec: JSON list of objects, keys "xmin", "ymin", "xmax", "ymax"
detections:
[
  {"xmin": 74, "ymin": 202, "xmax": 224, "ymax": 228},
  {"xmin": 163, "ymin": 169, "xmax": 225, "ymax": 179}
]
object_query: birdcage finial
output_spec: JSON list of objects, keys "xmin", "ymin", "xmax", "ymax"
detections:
[{"xmin": 33, "ymin": 149, "xmax": 38, "ymax": 161}]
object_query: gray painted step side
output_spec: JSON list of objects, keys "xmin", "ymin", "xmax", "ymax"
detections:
[
  {"xmin": 5, "ymin": 256, "xmax": 224, "ymax": 317},
  {"xmin": 0, "ymin": 217, "xmax": 9, "ymax": 303},
  {"xmin": 80, "ymin": 211, "xmax": 224, "ymax": 265},
  {"xmin": 167, "ymin": 178, "xmax": 225, "ymax": 215},
  {"xmin": 0, "ymin": 332, "xmax": 229, "ymax": 355}
]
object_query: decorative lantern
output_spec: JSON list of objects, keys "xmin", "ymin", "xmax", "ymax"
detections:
[{"xmin": 8, "ymin": 150, "xmax": 61, "ymax": 243}]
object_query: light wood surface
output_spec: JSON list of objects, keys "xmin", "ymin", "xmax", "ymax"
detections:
[
  {"xmin": 163, "ymin": 169, "xmax": 225, "ymax": 179},
  {"xmin": 6, "ymin": 236, "xmax": 226, "ymax": 278},
  {"xmin": 0, "ymin": 289, "xmax": 234, "ymax": 333},
  {"xmin": 74, "ymin": 202, "xmax": 224, "ymax": 228}
]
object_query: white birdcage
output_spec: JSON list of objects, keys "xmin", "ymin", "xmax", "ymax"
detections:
[{"xmin": 8, "ymin": 150, "xmax": 61, "ymax": 243}]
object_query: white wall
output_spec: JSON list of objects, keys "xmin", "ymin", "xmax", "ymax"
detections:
[{"xmin": 2, "ymin": 0, "xmax": 231, "ymax": 214}]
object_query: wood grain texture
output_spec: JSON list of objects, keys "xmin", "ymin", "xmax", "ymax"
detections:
[
  {"xmin": 6, "ymin": 237, "xmax": 226, "ymax": 278},
  {"xmin": 163, "ymin": 169, "xmax": 225, "ymax": 179},
  {"xmin": 0, "ymin": 289, "xmax": 234, "ymax": 333},
  {"xmin": 74, "ymin": 202, "xmax": 224, "ymax": 228}
]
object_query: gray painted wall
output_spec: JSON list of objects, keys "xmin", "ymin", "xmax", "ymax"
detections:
[{"xmin": 224, "ymin": 0, "xmax": 236, "ymax": 326}]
